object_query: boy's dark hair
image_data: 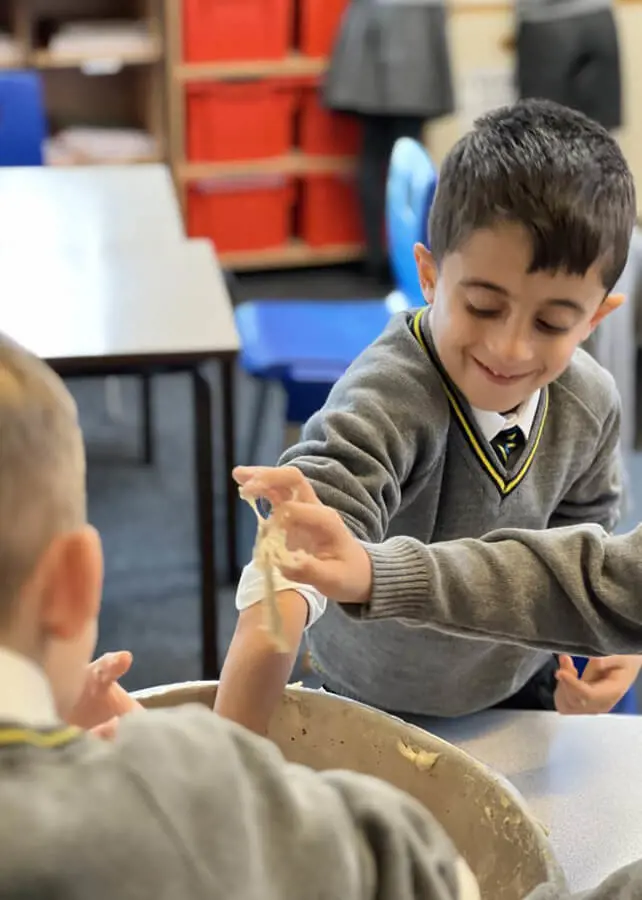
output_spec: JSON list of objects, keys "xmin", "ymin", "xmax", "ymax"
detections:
[{"xmin": 429, "ymin": 99, "xmax": 636, "ymax": 291}]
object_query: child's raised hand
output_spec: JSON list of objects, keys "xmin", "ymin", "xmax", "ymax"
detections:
[
  {"xmin": 554, "ymin": 654, "xmax": 641, "ymax": 715},
  {"xmin": 68, "ymin": 651, "xmax": 143, "ymax": 731},
  {"xmin": 233, "ymin": 465, "xmax": 373, "ymax": 604}
]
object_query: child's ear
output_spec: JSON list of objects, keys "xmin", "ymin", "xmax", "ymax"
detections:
[
  {"xmin": 38, "ymin": 526, "xmax": 103, "ymax": 641},
  {"xmin": 413, "ymin": 244, "xmax": 437, "ymax": 305},
  {"xmin": 589, "ymin": 293, "xmax": 625, "ymax": 331}
]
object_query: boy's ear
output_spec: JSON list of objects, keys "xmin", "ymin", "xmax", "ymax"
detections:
[
  {"xmin": 37, "ymin": 526, "xmax": 103, "ymax": 641},
  {"xmin": 589, "ymin": 293, "xmax": 625, "ymax": 331},
  {"xmin": 413, "ymin": 244, "xmax": 437, "ymax": 305}
]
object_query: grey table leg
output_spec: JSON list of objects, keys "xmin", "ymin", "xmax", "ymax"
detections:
[
  {"xmin": 221, "ymin": 357, "xmax": 239, "ymax": 582},
  {"xmin": 141, "ymin": 373, "xmax": 154, "ymax": 465},
  {"xmin": 192, "ymin": 367, "xmax": 219, "ymax": 679}
]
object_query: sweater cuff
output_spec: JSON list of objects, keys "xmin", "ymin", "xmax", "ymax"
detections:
[{"xmin": 360, "ymin": 537, "xmax": 433, "ymax": 621}]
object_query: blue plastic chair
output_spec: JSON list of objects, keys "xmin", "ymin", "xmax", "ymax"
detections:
[
  {"xmin": 0, "ymin": 71, "xmax": 46, "ymax": 166},
  {"xmin": 235, "ymin": 138, "xmax": 438, "ymax": 462},
  {"xmin": 386, "ymin": 137, "xmax": 438, "ymax": 304},
  {"xmin": 572, "ymin": 657, "xmax": 637, "ymax": 715}
]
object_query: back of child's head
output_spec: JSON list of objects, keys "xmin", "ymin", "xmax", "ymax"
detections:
[
  {"xmin": 429, "ymin": 98, "xmax": 636, "ymax": 292},
  {"xmin": 0, "ymin": 335, "xmax": 85, "ymax": 625}
]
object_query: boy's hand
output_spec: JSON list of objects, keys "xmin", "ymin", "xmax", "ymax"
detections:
[
  {"xmin": 233, "ymin": 466, "xmax": 373, "ymax": 604},
  {"xmin": 68, "ymin": 651, "xmax": 143, "ymax": 731},
  {"xmin": 554, "ymin": 654, "xmax": 641, "ymax": 714}
]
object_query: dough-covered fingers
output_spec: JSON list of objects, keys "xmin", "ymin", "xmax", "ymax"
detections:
[
  {"xmin": 234, "ymin": 465, "xmax": 320, "ymax": 506},
  {"xmin": 274, "ymin": 501, "xmax": 349, "ymax": 558}
]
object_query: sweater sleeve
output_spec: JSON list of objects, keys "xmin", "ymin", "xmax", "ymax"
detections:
[
  {"xmin": 362, "ymin": 523, "xmax": 642, "ymax": 657},
  {"xmin": 529, "ymin": 862, "xmax": 642, "ymax": 900},
  {"xmin": 117, "ymin": 706, "xmax": 476, "ymax": 900},
  {"xmin": 279, "ymin": 321, "xmax": 443, "ymax": 542}
]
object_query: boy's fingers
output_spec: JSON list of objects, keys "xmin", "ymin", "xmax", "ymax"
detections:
[
  {"xmin": 557, "ymin": 655, "xmax": 578, "ymax": 676},
  {"xmin": 555, "ymin": 688, "xmax": 582, "ymax": 715},
  {"xmin": 555, "ymin": 680, "xmax": 592, "ymax": 714},
  {"xmin": 558, "ymin": 671, "xmax": 623, "ymax": 708},
  {"xmin": 580, "ymin": 657, "xmax": 624, "ymax": 684},
  {"xmin": 276, "ymin": 500, "xmax": 341, "ymax": 533},
  {"xmin": 556, "ymin": 669, "xmax": 592, "ymax": 697},
  {"xmin": 234, "ymin": 466, "xmax": 318, "ymax": 502},
  {"xmin": 93, "ymin": 651, "xmax": 133, "ymax": 685}
]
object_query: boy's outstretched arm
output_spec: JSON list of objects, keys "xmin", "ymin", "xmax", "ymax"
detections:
[
  {"xmin": 236, "ymin": 466, "xmax": 642, "ymax": 660},
  {"xmin": 360, "ymin": 525, "xmax": 642, "ymax": 658},
  {"xmin": 217, "ymin": 345, "xmax": 425, "ymax": 733},
  {"xmin": 214, "ymin": 589, "xmax": 308, "ymax": 735}
]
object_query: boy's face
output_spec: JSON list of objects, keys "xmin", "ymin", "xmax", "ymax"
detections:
[{"xmin": 415, "ymin": 222, "xmax": 622, "ymax": 412}]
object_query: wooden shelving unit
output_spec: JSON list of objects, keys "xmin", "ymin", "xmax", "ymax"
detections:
[
  {"xmin": 1, "ymin": 0, "xmax": 167, "ymax": 167},
  {"xmin": 164, "ymin": 2, "xmax": 365, "ymax": 272},
  {"xmin": 178, "ymin": 150, "xmax": 357, "ymax": 182},
  {"xmin": 175, "ymin": 52, "xmax": 328, "ymax": 83},
  {"xmin": 219, "ymin": 239, "xmax": 365, "ymax": 271},
  {"xmin": 31, "ymin": 42, "xmax": 163, "ymax": 69}
]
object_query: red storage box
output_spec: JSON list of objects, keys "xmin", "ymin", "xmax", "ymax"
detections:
[
  {"xmin": 183, "ymin": 0, "xmax": 293, "ymax": 63},
  {"xmin": 300, "ymin": 0, "xmax": 349, "ymax": 57},
  {"xmin": 301, "ymin": 174, "xmax": 364, "ymax": 247},
  {"xmin": 187, "ymin": 177, "xmax": 294, "ymax": 253},
  {"xmin": 187, "ymin": 81, "xmax": 296, "ymax": 162},
  {"xmin": 300, "ymin": 87, "xmax": 362, "ymax": 157}
]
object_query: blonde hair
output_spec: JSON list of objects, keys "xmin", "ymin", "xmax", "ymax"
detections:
[{"xmin": 0, "ymin": 335, "xmax": 86, "ymax": 620}]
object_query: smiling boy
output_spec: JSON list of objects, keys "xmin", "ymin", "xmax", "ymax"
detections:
[{"xmin": 216, "ymin": 99, "xmax": 639, "ymax": 733}]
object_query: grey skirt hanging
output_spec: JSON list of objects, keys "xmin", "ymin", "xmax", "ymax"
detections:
[
  {"xmin": 324, "ymin": 0, "xmax": 455, "ymax": 120},
  {"xmin": 516, "ymin": 5, "xmax": 622, "ymax": 130}
]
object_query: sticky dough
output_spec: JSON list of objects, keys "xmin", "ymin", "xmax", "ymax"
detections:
[
  {"xmin": 240, "ymin": 489, "xmax": 306, "ymax": 653},
  {"xmin": 397, "ymin": 740, "xmax": 440, "ymax": 772}
]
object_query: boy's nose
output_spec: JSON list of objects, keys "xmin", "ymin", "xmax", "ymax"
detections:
[{"xmin": 486, "ymin": 329, "xmax": 535, "ymax": 366}]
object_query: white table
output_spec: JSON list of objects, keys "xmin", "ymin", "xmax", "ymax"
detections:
[
  {"xmin": 0, "ymin": 164, "xmax": 184, "ymax": 246},
  {"xmin": 419, "ymin": 710, "xmax": 642, "ymax": 893},
  {"xmin": 0, "ymin": 239, "xmax": 239, "ymax": 677}
]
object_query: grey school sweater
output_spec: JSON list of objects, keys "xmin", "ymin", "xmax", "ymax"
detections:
[
  {"xmin": 281, "ymin": 310, "xmax": 622, "ymax": 717},
  {"xmin": 0, "ymin": 707, "xmax": 471, "ymax": 900}
]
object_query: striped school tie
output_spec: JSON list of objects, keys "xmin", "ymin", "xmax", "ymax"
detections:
[{"xmin": 491, "ymin": 426, "xmax": 525, "ymax": 465}]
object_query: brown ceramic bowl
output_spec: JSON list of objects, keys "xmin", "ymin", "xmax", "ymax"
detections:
[{"xmin": 135, "ymin": 682, "xmax": 564, "ymax": 900}]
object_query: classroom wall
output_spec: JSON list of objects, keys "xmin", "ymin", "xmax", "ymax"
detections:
[{"xmin": 425, "ymin": 1, "xmax": 642, "ymax": 216}]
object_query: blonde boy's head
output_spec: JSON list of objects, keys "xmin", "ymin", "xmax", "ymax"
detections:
[{"xmin": 0, "ymin": 335, "xmax": 102, "ymax": 717}]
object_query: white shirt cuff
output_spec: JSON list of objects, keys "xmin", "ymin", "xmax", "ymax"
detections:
[{"xmin": 236, "ymin": 561, "xmax": 327, "ymax": 627}]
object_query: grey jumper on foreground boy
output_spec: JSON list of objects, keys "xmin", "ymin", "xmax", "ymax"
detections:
[
  {"xmin": 2, "ymin": 337, "xmax": 642, "ymax": 900},
  {"xmin": 218, "ymin": 99, "xmax": 639, "ymax": 732}
]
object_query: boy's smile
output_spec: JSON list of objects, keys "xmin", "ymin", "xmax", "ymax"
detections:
[{"xmin": 415, "ymin": 223, "xmax": 622, "ymax": 412}]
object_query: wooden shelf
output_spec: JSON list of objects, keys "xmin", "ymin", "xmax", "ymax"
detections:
[
  {"xmin": 0, "ymin": 1, "xmax": 169, "ymax": 169},
  {"xmin": 31, "ymin": 43, "xmax": 162, "ymax": 70},
  {"xmin": 219, "ymin": 240, "xmax": 365, "ymax": 272},
  {"xmin": 49, "ymin": 151, "xmax": 164, "ymax": 167},
  {"xmin": 0, "ymin": 54, "xmax": 25, "ymax": 68},
  {"xmin": 176, "ymin": 52, "xmax": 328, "ymax": 82},
  {"xmin": 179, "ymin": 151, "xmax": 357, "ymax": 181}
]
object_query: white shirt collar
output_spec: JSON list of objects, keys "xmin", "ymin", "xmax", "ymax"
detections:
[
  {"xmin": 0, "ymin": 647, "xmax": 59, "ymax": 728},
  {"xmin": 471, "ymin": 390, "xmax": 541, "ymax": 444}
]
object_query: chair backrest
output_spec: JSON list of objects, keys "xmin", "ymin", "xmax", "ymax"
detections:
[
  {"xmin": 0, "ymin": 71, "xmax": 46, "ymax": 166},
  {"xmin": 386, "ymin": 138, "xmax": 438, "ymax": 305}
]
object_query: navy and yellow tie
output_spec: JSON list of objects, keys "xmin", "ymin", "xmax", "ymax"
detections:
[{"xmin": 491, "ymin": 426, "xmax": 525, "ymax": 465}]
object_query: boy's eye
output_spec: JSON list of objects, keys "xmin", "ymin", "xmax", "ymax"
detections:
[
  {"xmin": 536, "ymin": 320, "xmax": 571, "ymax": 335},
  {"xmin": 466, "ymin": 304, "xmax": 501, "ymax": 318}
]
